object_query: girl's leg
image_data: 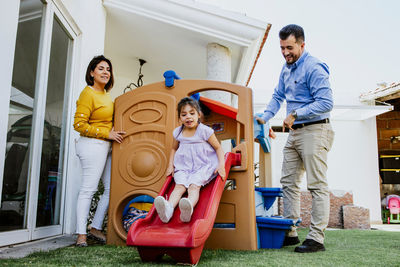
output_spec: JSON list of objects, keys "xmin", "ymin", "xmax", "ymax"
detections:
[
  {"xmin": 168, "ymin": 184, "xmax": 186, "ymax": 208},
  {"xmin": 187, "ymin": 184, "xmax": 200, "ymax": 207},
  {"xmin": 179, "ymin": 184, "xmax": 200, "ymax": 222},
  {"xmin": 154, "ymin": 184, "xmax": 186, "ymax": 223}
]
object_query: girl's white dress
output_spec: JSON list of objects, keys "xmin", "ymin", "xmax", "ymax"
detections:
[{"xmin": 173, "ymin": 123, "xmax": 219, "ymax": 188}]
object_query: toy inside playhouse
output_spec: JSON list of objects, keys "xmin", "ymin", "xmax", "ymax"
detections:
[
  {"xmin": 106, "ymin": 74, "xmax": 298, "ymax": 264},
  {"xmin": 379, "ymin": 154, "xmax": 400, "ymax": 224}
]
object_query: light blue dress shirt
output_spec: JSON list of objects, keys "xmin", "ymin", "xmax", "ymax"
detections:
[{"xmin": 261, "ymin": 51, "xmax": 333, "ymax": 124}]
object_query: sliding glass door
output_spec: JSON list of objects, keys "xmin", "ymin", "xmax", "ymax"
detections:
[{"xmin": 0, "ymin": 0, "xmax": 76, "ymax": 245}]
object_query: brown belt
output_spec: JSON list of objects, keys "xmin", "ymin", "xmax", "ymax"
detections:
[{"xmin": 292, "ymin": 118, "xmax": 330, "ymax": 130}]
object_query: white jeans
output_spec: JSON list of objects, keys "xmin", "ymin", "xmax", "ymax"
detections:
[{"xmin": 75, "ymin": 136, "xmax": 111, "ymax": 234}]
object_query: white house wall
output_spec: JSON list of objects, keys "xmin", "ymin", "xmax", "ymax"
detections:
[
  {"xmin": 328, "ymin": 119, "xmax": 381, "ymax": 224},
  {"xmin": 60, "ymin": 0, "xmax": 107, "ymax": 234}
]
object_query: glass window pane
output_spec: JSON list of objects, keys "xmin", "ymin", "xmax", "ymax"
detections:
[
  {"xmin": 0, "ymin": 0, "xmax": 43, "ymax": 232},
  {"xmin": 36, "ymin": 16, "xmax": 70, "ymax": 227}
]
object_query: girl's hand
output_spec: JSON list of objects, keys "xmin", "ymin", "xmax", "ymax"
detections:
[
  {"xmin": 165, "ymin": 165, "xmax": 174, "ymax": 177},
  {"xmin": 215, "ymin": 165, "xmax": 226, "ymax": 180},
  {"xmin": 108, "ymin": 128, "xmax": 126, "ymax": 143}
]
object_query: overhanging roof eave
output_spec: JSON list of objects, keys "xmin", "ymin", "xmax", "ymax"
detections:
[{"xmin": 103, "ymin": 0, "xmax": 268, "ymax": 47}]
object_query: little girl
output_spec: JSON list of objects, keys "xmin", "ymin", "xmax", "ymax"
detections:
[{"xmin": 154, "ymin": 97, "xmax": 225, "ymax": 223}]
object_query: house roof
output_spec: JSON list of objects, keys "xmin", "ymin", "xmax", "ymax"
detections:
[
  {"xmin": 103, "ymin": 0, "xmax": 269, "ymax": 97},
  {"xmin": 360, "ymin": 82, "xmax": 400, "ymax": 102}
]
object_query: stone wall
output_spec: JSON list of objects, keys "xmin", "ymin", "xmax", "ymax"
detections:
[
  {"xmin": 279, "ymin": 190, "xmax": 357, "ymax": 228},
  {"xmin": 342, "ymin": 205, "xmax": 370, "ymax": 229},
  {"xmin": 377, "ymin": 111, "xmax": 400, "ymax": 152}
]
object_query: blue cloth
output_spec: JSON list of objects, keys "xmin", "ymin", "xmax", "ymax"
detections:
[
  {"xmin": 254, "ymin": 113, "xmax": 271, "ymax": 153},
  {"xmin": 261, "ymin": 51, "xmax": 333, "ymax": 124},
  {"xmin": 122, "ymin": 207, "xmax": 147, "ymax": 232}
]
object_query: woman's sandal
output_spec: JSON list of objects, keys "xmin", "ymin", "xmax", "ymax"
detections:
[
  {"xmin": 75, "ymin": 235, "xmax": 88, "ymax": 247},
  {"xmin": 87, "ymin": 231, "xmax": 106, "ymax": 244},
  {"xmin": 75, "ymin": 241, "xmax": 88, "ymax": 247}
]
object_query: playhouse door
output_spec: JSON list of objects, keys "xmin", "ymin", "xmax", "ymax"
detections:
[{"xmin": 114, "ymin": 91, "xmax": 177, "ymax": 188}]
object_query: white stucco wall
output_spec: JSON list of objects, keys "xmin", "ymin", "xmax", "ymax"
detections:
[
  {"xmin": 257, "ymin": 119, "xmax": 382, "ymax": 223},
  {"xmin": 328, "ymin": 119, "xmax": 381, "ymax": 223},
  {"xmin": 61, "ymin": 0, "xmax": 107, "ymax": 234}
]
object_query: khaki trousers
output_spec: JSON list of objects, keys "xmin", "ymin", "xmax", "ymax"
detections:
[{"xmin": 281, "ymin": 123, "xmax": 334, "ymax": 244}]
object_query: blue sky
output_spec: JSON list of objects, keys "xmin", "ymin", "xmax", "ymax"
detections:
[{"xmin": 201, "ymin": 0, "xmax": 400, "ymax": 106}]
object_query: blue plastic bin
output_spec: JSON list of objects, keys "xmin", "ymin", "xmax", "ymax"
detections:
[
  {"xmin": 256, "ymin": 216, "xmax": 296, "ymax": 249},
  {"xmin": 255, "ymin": 187, "xmax": 282, "ymax": 210}
]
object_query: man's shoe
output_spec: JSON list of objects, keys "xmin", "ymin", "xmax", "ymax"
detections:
[
  {"xmin": 282, "ymin": 236, "xmax": 300, "ymax": 246},
  {"xmin": 294, "ymin": 239, "xmax": 325, "ymax": 253}
]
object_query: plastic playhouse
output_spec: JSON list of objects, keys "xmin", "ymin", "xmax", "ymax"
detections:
[
  {"xmin": 382, "ymin": 195, "xmax": 400, "ymax": 224},
  {"xmin": 106, "ymin": 74, "xmax": 297, "ymax": 264}
]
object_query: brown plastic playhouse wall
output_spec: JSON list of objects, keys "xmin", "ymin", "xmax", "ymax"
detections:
[{"xmin": 107, "ymin": 80, "xmax": 257, "ymax": 250}]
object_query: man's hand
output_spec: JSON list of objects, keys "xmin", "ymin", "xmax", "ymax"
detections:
[
  {"xmin": 269, "ymin": 128, "xmax": 276, "ymax": 139},
  {"xmin": 282, "ymin": 114, "xmax": 296, "ymax": 132},
  {"xmin": 255, "ymin": 116, "xmax": 265, "ymax": 124}
]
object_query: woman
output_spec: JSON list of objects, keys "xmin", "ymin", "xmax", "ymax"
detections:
[{"xmin": 73, "ymin": 55, "xmax": 125, "ymax": 247}]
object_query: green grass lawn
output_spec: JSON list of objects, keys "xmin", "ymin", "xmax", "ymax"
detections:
[{"xmin": 1, "ymin": 228, "xmax": 399, "ymax": 267}]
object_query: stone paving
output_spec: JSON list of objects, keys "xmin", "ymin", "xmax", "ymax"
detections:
[{"xmin": 0, "ymin": 234, "xmax": 75, "ymax": 259}]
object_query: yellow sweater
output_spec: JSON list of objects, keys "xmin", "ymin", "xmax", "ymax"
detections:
[{"xmin": 73, "ymin": 86, "xmax": 114, "ymax": 140}]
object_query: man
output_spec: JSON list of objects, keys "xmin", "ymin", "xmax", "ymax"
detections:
[{"xmin": 256, "ymin": 24, "xmax": 334, "ymax": 253}]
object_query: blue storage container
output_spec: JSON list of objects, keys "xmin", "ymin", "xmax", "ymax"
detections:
[
  {"xmin": 256, "ymin": 216, "xmax": 297, "ymax": 249},
  {"xmin": 255, "ymin": 187, "xmax": 282, "ymax": 210}
]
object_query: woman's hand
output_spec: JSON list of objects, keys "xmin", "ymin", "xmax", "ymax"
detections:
[
  {"xmin": 165, "ymin": 165, "xmax": 174, "ymax": 177},
  {"xmin": 215, "ymin": 164, "xmax": 226, "ymax": 180},
  {"xmin": 108, "ymin": 128, "xmax": 126, "ymax": 143}
]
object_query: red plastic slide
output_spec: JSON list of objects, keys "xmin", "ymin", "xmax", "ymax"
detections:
[{"xmin": 127, "ymin": 152, "xmax": 241, "ymax": 264}]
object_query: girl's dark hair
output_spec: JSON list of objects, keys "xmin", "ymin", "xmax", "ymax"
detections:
[
  {"xmin": 85, "ymin": 55, "xmax": 114, "ymax": 91},
  {"xmin": 176, "ymin": 97, "xmax": 202, "ymax": 137}
]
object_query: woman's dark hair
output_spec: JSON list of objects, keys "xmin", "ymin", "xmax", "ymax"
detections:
[
  {"xmin": 279, "ymin": 24, "xmax": 305, "ymax": 43},
  {"xmin": 85, "ymin": 55, "xmax": 114, "ymax": 91},
  {"xmin": 176, "ymin": 97, "xmax": 202, "ymax": 137}
]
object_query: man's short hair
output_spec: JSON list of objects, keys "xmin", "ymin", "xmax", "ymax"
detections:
[{"xmin": 279, "ymin": 24, "xmax": 305, "ymax": 43}]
